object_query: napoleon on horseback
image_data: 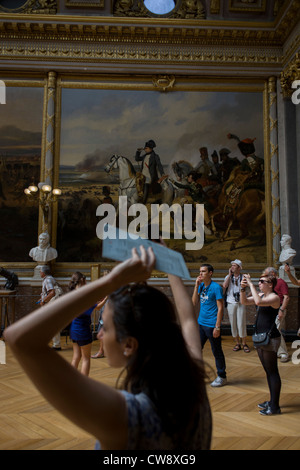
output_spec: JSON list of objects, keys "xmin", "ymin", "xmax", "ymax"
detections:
[{"xmin": 135, "ymin": 139, "xmax": 165, "ymax": 203}]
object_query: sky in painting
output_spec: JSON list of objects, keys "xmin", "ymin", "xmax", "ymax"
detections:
[
  {"xmin": 0, "ymin": 87, "xmax": 44, "ymax": 156},
  {"xmin": 0, "ymin": 86, "xmax": 264, "ymax": 169},
  {"xmin": 59, "ymin": 89, "xmax": 264, "ymax": 172}
]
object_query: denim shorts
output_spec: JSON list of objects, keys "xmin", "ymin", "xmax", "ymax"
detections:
[{"xmin": 72, "ymin": 338, "xmax": 92, "ymax": 347}]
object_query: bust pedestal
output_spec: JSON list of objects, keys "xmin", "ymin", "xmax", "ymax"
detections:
[{"xmin": 0, "ymin": 289, "xmax": 16, "ymax": 335}]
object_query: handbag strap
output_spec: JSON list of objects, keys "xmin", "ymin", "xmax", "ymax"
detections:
[{"xmin": 267, "ymin": 322, "xmax": 276, "ymax": 337}]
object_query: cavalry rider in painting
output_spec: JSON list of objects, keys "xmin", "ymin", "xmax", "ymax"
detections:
[
  {"xmin": 227, "ymin": 133, "xmax": 264, "ymax": 190},
  {"xmin": 221, "ymin": 133, "xmax": 265, "ymax": 215}
]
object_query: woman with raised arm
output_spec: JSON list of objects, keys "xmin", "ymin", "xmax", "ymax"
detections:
[
  {"xmin": 240, "ymin": 273, "xmax": 281, "ymax": 416},
  {"xmin": 284, "ymin": 263, "xmax": 300, "ymax": 286},
  {"xmin": 5, "ymin": 246, "xmax": 211, "ymax": 450}
]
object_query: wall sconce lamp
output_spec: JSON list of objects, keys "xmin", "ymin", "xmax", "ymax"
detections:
[{"xmin": 24, "ymin": 182, "xmax": 61, "ymax": 226}]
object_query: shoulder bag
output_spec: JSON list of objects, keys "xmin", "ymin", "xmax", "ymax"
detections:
[{"xmin": 252, "ymin": 323, "xmax": 275, "ymax": 347}]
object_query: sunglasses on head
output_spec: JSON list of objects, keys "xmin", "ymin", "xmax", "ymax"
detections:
[
  {"xmin": 258, "ymin": 279, "xmax": 271, "ymax": 284},
  {"xmin": 120, "ymin": 282, "xmax": 147, "ymax": 306}
]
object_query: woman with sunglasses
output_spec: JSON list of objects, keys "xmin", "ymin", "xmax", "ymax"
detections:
[
  {"xmin": 4, "ymin": 246, "xmax": 211, "ymax": 450},
  {"xmin": 240, "ymin": 273, "xmax": 281, "ymax": 416}
]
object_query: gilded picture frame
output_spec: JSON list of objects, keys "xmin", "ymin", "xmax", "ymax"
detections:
[{"xmin": 52, "ymin": 75, "xmax": 272, "ymax": 274}]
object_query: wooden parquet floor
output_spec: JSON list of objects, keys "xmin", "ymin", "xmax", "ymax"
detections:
[{"xmin": 1, "ymin": 336, "xmax": 300, "ymax": 451}]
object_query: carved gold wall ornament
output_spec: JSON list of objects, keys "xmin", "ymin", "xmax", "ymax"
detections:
[
  {"xmin": 0, "ymin": 0, "xmax": 57, "ymax": 14},
  {"xmin": 210, "ymin": 0, "xmax": 220, "ymax": 14},
  {"xmin": 280, "ymin": 53, "xmax": 300, "ymax": 98},
  {"xmin": 152, "ymin": 75, "xmax": 175, "ymax": 91},
  {"xmin": 65, "ymin": 0, "xmax": 104, "ymax": 7},
  {"xmin": 40, "ymin": 71, "xmax": 57, "ymax": 234},
  {"xmin": 268, "ymin": 76, "xmax": 281, "ymax": 265}
]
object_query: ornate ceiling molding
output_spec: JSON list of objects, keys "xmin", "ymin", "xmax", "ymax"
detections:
[
  {"xmin": 0, "ymin": 0, "xmax": 298, "ymax": 46},
  {"xmin": 0, "ymin": 38, "xmax": 283, "ymax": 67},
  {"xmin": 0, "ymin": 0, "xmax": 298, "ymax": 73},
  {"xmin": 112, "ymin": 0, "xmax": 206, "ymax": 19},
  {"xmin": 0, "ymin": 16, "xmax": 293, "ymax": 46}
]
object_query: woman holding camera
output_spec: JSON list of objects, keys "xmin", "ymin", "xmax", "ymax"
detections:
[{"xmin": 240, "ymin": 273, "xmax": 281, "ymax": 416}]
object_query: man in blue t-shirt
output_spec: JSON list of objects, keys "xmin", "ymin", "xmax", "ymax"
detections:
[{"xmin": 192, "ymin": 263, "xmax": 227, "ymax": 387}]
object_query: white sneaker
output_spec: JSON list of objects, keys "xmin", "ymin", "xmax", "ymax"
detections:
[
  {"xmin": 279, "ymin": 354, "xmax": 289, "ymax": 363},
  {"xmin": 211, "ymin": 376, "xmax": 227, "ymax": 387}
]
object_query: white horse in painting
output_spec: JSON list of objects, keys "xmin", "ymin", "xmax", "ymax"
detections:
[
  {"xmin": 105, "ymin": 154, "xmax": 139, "ymax": 205},
  {"xmin": 105, "ymin": 154, "xmax": 175, "ymax": 206}
]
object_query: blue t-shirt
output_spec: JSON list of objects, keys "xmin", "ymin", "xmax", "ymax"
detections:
[{"xmin": 197, "ymin": 281, "xmax": 223, "ymax": 327}]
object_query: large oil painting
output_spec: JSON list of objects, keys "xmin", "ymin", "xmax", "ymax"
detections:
[
  {"xmin": 57, "ymin": 86, "xmax": 266, "ymax": 266},
  {"xmin": 0, "ymin": 85, "xmax": 43, "ymax": 262}
]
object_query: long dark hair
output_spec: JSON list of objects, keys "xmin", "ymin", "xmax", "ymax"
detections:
[
  {"xmin": 68, "ymin": 272, "xmax": 86, "ymax": 291},
  {"xmin": 108, "ymin": 283, "xmax": 208, "ymax": 446}
]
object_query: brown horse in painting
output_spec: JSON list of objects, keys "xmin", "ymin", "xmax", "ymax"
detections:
[{"xmin": 209, "ymin": 184, "xmax": 265, "ymax": 251}]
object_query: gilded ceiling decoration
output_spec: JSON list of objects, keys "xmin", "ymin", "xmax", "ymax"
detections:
[
  {"xmin": 65, "ymin": 0, "xmax": 104, "ymax": 6},
  {"xmin": 0, "ymin": 0, "xmax": 57, "ymax": 14},
  {"xmin": 0, "ymin": 0, "xmax": 298, "ymax": 76},
  {"xmin": 112, "ymin": 0, "xmax": 206, "ymax": 18},
  {"xmin": 229, "ymin": 0, "xmax": 267, "ymax": 12},
  {"xmin": 280, "ymin": 52, "xmax": 300, "ymax": 97}
]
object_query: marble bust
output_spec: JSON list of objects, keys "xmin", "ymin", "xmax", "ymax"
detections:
[
  {"xmin": 279, "ymin": 234, "xmax": 296, "ymax": 281},
  {"xmin": 29, "ymin": 232, "xmax": 57, "ymax": 263},
  {"xmin": 279, "ymin": 234, "xmax": 296, "ymax": 265}
]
